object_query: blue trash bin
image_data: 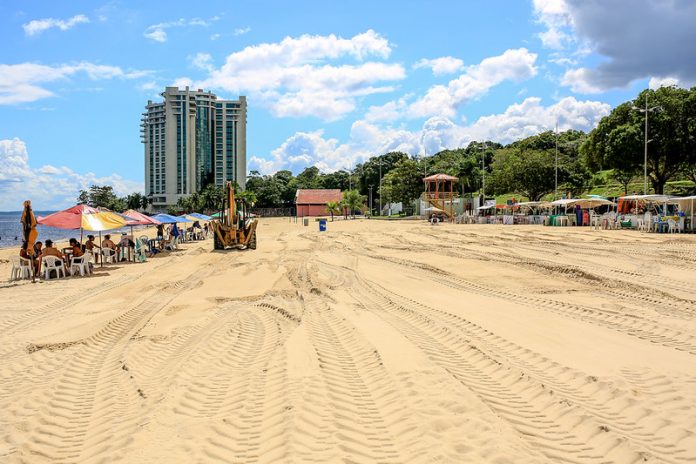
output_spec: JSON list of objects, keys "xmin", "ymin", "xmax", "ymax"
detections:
[{"xmin": 319, "ymin": 219, "xmax": 327, "ymax": 232}]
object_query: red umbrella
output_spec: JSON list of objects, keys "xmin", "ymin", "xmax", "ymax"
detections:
[{"xmin": 123, "ymin": 209, "xmax": 161, "ymax": 225}]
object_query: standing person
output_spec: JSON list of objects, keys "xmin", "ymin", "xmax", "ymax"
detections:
[
  {"xmin": 575, "ymin": 204, "xmax": 583, "ymax": 226},
  {"xmin": 20, "ymin": 200, "xmax": 38, "ymax": 282}
]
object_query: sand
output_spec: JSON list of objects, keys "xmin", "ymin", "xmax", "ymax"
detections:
[{"xmin": 1, "ymin": 217, "xmax": 695, "ymax": 463}]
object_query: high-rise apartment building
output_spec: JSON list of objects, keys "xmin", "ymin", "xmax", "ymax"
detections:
[{"xmin": 141, "ymin": 86, "xmax": 247, "ymax": 209}]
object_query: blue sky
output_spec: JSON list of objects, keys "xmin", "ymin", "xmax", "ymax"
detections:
[{"xmin": 2, "ymin": 0, "xmax": 695, "ymax": 210}]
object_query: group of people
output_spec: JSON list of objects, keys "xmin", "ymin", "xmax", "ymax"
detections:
[{"xmin": 19, "ymin": 232, "xmax": 137, "ymax": 278}]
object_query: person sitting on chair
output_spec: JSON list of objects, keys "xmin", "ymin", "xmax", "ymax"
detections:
[
  {"xmin": 69, "ymin": 238, "xmax": 84, "ymax": 258},
  {"xmin": 102, "ymin": 234, "xmax": 116, "ymax": 250},
  {"xmin": 40, "ymin": 239, "xmax": 66, "ymax": 276}
]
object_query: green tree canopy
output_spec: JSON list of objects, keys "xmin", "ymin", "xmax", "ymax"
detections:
[{"xmin": 581, "ymin": 86, "xmax": 696, "ymax": 193}]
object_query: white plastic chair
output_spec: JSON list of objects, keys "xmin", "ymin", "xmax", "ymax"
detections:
[
  {"xmin": 102, "ymin": 248, "xmax": 116, "ymax": 264},
  {"xmin": 70, "ymin": 253, "xmax": 91, "ymax": 276},
  {"xmin": 9, "ymin": 256, "xmax": 33, "ymax": 280},
  {"xmin": 667, "ymin": 219, "xmax": 678, "ymax": 234},
  {"xmin": 42, "ymin": 256, "xmax": 66, "ymax": 280}
]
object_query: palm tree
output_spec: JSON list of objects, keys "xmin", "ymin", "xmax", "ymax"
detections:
[
  {"xmin": 325, "ymin": 201, "xmax": 341, "ymax": 221},
  {"xmin": 342, "ymin": 189, "xmax": 366, "ymax": 219}
]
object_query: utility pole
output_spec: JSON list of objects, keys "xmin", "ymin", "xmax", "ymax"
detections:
[{"xmin": 369, "ymin": 186, "xmax": 373, "ymax": 215}]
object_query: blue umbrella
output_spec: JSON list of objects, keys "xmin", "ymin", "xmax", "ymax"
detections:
[
  {"xmin": 175, "ymin": 215, "xmax": 193, "ymax": 223},
  {"xmin": 188, "ymin": 212, "xmax": 212, "ymax": 220},
  {"xmin": 150, "ymin": 213, "xmax": 181, "ymax": 224}
]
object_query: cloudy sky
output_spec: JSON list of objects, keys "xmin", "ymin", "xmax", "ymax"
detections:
[{"xmin": 1, "ymin": 0, "xmax": 695, "ymax": 210}]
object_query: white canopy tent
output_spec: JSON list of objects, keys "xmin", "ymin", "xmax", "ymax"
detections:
[{"xmin": 675, "ymin": 195, "xmax": 696, "ymax": 231}]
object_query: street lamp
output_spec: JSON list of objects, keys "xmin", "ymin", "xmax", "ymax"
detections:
[{"xmin": 632, "ymin": 91, "xmax": 662, "ymax": 195}]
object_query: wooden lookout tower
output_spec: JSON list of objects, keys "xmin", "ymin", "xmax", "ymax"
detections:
[{"xmin": 423, "ymin": 173, "xmax": 459, "ymax": 221}]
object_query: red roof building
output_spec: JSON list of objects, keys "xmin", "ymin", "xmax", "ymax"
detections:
[{"xmin": 295, "ymin": 189, "xmax": 343, "ymax": 217}]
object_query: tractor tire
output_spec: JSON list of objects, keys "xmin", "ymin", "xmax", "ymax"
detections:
[
  {"xmin": 248, "ymin": 231, "xmax": 257, "ymax": 250},
  {"xmin": 213, "ymin": 231, "xmax": 224, "ymax": 250}
]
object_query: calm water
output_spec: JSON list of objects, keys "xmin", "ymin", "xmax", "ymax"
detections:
[{"xmin": 0, "ymin": 211, "xmax": 141, "ymax": 250}]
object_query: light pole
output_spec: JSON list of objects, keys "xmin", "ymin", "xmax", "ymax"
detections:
[
  {"xmin": 378, "ymin": 157, "xmax": 382, "ymax": 216},
  {"xmin": 368, "ymin": 185, "xmax": 373, "ymax": 215},
  {"xmin": 632, "ymin": 91, "xmax": 661, "ymax": 195},
  {"xmin": 480, "ymin": 141, "xmax": 488, "ymax": 200},
  {"xmin": 554, "ymin": 121, "xmax": 559, "ymax": 200}
]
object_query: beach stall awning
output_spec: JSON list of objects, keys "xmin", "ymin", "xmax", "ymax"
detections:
[
  {"xmin": 550, "ymin": 198, "xmax": 580, "ymax": 206},
  {"xmin": 476, "ymin": 204, "xmax": 496, "ymax": 210},
  {"xmin": 620, "ymin": 194, "xmax": 677, "ymax": 203},
  {"xmin": 175, "ymin": 215, "xmax": 194, "ymax": 223},
  {"xmin": 151, "ymin": 213, "xmax": 182, "ymax": 224},
  {"xmin": 574, "ymin": 198, "xmax": 616, "ymax": 208},
  {"xmin": 516, "ymin": 201, "xmax": 542, "ymax": 207}
]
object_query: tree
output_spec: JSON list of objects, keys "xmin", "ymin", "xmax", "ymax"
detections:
[
  {"xmin": 325, "ymin": 201, "xmax": 341, "ymax": 221},
  {"xmin": 341, "ymin": 189, "xmax": 365, "ymax": 219},
  {"xmin": 356, "ymin": 151, "xmax": 408, "ymax": 202},
  {"xmin": 378, "ymin": 158, "xmax": 424, "ymax": 208},
  {"xmin": 488, "ymin": 148, "xmax": 556, "ymax": 201},
  {"xmin": 125, "ymin": 193, "xmax": 144, "ymax": 210},
  {"xmin": 611, "ymin": 168, "xmax": 638, "ymax": 195},
  {"xmin": 582, "ymin": 86, "xmax": 696, "ymax": 194},
  {"xmin": 237, "ymin": 190, "xmax": 257, "ymax": 206},
  {"xmin": 76, "ymin": 185, "xmax": 126, "ymax": 211},
  {"xmin": 321, "ymin": 170, "xmax": 350, "ymax": 190}
]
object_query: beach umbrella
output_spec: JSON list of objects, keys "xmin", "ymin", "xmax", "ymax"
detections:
[
  {"xmin": 123, "ymin": 209, "xmax": 162, "ymax": 225},
  {"xmin": 38, "ymin": 205, "xmax": 127, "ymax": 268},
  {"xmin": 150, "ymin": 213, "xmax": 181, "ymax": 224},
  {"xmin": 188, "ymin": 212, "xmax": 212, "ymax": 221},
  {"xmin": 21, "ymin": 200, "xmax": 38, "ymax": 282}
]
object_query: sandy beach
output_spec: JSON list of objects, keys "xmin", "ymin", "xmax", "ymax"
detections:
[{"xmin": 1, "ymin": 218, "xmax": 695, "ymax": 463}]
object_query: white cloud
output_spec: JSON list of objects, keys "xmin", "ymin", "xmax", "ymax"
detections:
[
  {"xmin": 408, "ymin": 48, "xmax": 538, "ymax": 118},
  {"xmin": 144, "ymin": 17, "xmax": 218, "ymax": 43},
  {"xmin": 190, "ymin": 52, "xmax": 214, "ymax": 71},
  {"xmin": 210, "ymin": 33, "xmax": 221, "ymax": 41},
  {"xmin": 0, "ymin": 138, "xmax": 142, "ymax": 210},
  {"xmin": 648, "ymin": 76, "xmax": 680, "ymax": 90},
  {"xmin": 413, "ymin": 56, "xmax": 464, "ymax": 76},
  {"xmin": 250, "ymin": 96, "xmax": 610, "ymax": 174},
  {"xmin": 23, "ymin": 14, "xmax": 89, "ymax": 36},
  {"xmin": 197, "ymin": 30, "xmax": 405, "ymax": 121},
  {"xmin": 532, "ymin": 0, "xmax": 574, "ymax": 49},
  {"xmin": 234, "ymin": 26, "xmax": 251, "ymax": 36},
  {"xmin": 0, "ymin": 62, "xmax": 151, "ymax": 105}
]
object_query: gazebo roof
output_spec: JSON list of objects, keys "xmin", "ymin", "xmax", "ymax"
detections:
[{"xmin": 423, "ymin": 173, "xmax": 458, "ymax": 182}]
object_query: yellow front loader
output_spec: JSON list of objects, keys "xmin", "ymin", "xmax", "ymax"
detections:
[{"xmin": 211, "ymin": 181, "xmax": 258, "ymax": 250}]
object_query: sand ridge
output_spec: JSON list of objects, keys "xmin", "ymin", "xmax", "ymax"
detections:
[{"xmin": 1, "ymin": 218, "xmax": 695, "ymax": 463}]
